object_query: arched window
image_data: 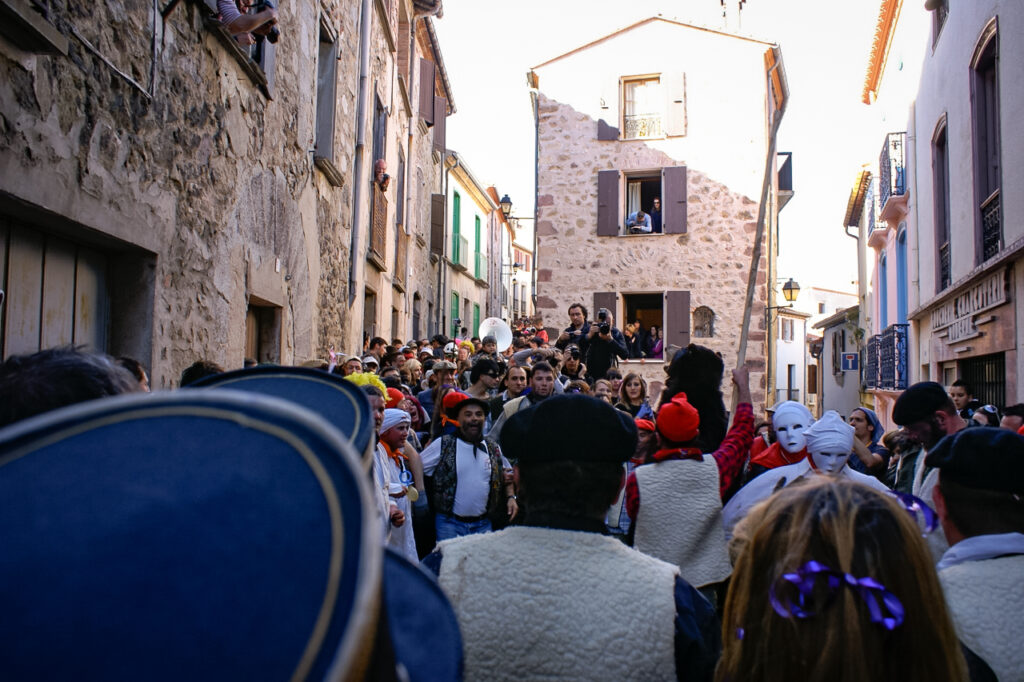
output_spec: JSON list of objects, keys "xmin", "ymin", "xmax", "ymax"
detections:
[
  {"xmin": 693, "ymin": 306, "xmax": 715, "ymax": 338},
  {"xmin": 896, "ymin": 226, "xmax": 908, "ymax": 324},
  {"xmin": 879, "ymin": 252, "xmax": 889, "ymax": 330}
]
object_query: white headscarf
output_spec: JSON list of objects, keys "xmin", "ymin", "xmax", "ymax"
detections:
[
  {"xmin": 381, "ymin": 408, "xmax": 411, "ymax": 434},
  {"xmin": 804, "ymin": 410, "xmax": 854, "ymax": 454},
  {"xmin": 772, "ymin": 401, "xmax": 813, "ymax": 431}
]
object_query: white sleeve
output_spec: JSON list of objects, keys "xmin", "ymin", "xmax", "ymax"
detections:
[{"xmin": 419, "ymin": 437, "xmax": 443, "ymax": 476}]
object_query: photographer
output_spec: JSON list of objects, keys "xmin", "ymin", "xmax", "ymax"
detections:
[
  {"xmin": 555, "ymin": 303, "xmax": 592, "ymax": 361},
  {"xmin": 218, "ymin": 0, "xmax": 279, "ymax": 46},
  {"xmin": 558, "ymin": 344, "xmax": 587, "ymax": 385},
  {"xmin": 585, "ymin": 308, "xmax": 627, "ymax": 383}
]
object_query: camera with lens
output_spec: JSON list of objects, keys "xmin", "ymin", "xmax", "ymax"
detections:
[
  {"xmin": 568, "ymin": 345, "xmax": 580, "ymax": 360},
  {"xmin": 597, "ymin": 308, "xmax": 610, "ymax": 335},
  {"xmin": 251, "ymin": 0, "xmax": 281, "ymax": 43}
]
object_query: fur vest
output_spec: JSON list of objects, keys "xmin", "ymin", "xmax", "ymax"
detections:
[
  {"xmin": 940, "ymin": 555, "xmax": 1024, "ymax": 680},
  {"xmin": 633, "ymin": 458, "xmax": 732, "ymax": 588},
  {"xmin": 429, "ymin": 434, "xmax": 502, "ymax": 517},
  {"xmin": 437, "ymin": 526, "xmax": 678, "ymax": 681}
]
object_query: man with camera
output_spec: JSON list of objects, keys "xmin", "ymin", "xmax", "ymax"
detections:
[
  {"xmin": 559, "ymin": 344, "xmax": 587, "ymax": 385},
  {"xmin": 586, "ymin": 308, "xmax": 628, "ymax": 383},
  {"xmin": 555, "ymin": 303, "xmax": 592, "ymax": 361}
]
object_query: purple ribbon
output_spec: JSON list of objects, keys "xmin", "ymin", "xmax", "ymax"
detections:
[
  {"xmin": 769, "ymin": 560, "xmax": 905, "ymax": 630},
  {"xmin": 887, "ymin": 491, "xmax": 938, "ymax": 536}
]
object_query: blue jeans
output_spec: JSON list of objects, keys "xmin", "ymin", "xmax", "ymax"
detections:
[{"xmin": 435, "ymin": 514, "xmax": 492, "ymax": 541}]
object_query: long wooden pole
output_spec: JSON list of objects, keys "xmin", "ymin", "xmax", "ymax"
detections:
[{"xmin": 732, "ymin": 62, "xmax": 787, "ymax": 418}]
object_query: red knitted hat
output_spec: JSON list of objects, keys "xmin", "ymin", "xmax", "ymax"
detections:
[
  {"xmin": 656, "ymin": 392, "xmax": 700, "ymax": 444},
  {"xmin": 635, "ymin": 418, "xmax": 656, "ymax": 432},
  {"xmin": 385, "ymin": 388, "xmax": 405, "ymax": 409}
]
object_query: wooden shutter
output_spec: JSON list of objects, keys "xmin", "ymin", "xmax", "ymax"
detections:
[
  {"xmin": 597, "ymin": 119, "xmax": 619, "ymax": 141},
  {"xmin": 430, "ymin": 193, "xmax": 445, "ymax": 254},
  {"xmin": 419, "ymin": 58, "xmax": 435, "ymax": 125},
  {"xmin": 593, "ymin": 292, "xmax": 617, "ymax": 322},
  {"xmin": 433, "ymin": 95, "xmax": 447, "ymax": 153},
  {"xmin": 662, "ymin": 166, "xmax": 688, "ymax": 234},
  {"xmin": 262, "ymin": 41, "xmax": 276, "ymax": 97},
  {"xmin": 664, "ymin": 71, "xmax": 686, "ymax": 137},
  {"xmin": 597, "ymin": 170, "xmax": 620, "ymax": 236},
  {"xmin": 665, "ymin": 290, "xmax": 691, "ymax": 350}
]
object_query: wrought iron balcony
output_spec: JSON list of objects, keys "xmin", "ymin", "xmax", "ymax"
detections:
[
  {"xmin": 864, "ymin": 324, "xmax": 909, "ymax": 391},
  {"xmin": 623, "ymin": 113, "xmax": 662, "ymax": 140},
  {"xmin": 879, "ymin": 132, "xmax": 906, "ymax": 210},
  {"xmin": 939, "ymin": 241, "xmax": 951, "ymax": 291},
  {"xmin": 981, "ymin": 189, "xmax": 1001, "ymax": 261}
]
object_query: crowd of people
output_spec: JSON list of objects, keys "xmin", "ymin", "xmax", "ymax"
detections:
[{"xmin": 0, "ymin": 301, "xmax": 1021, "ymax": 680}]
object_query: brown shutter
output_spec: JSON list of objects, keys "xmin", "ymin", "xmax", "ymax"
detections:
[
  {"xmin": 430, "ymin": 193, "xmax": 445, "ymax": 254},
  {"xmin": 593, "ymin": 292, "xmax": 617, "ymax": 322},
  {"xmin": 662, "ymin": 165, "xmax": 687, "ymax": 234},
  {"xmin": 597, "ymin": 119, "xmax": 619, "ymax": 141},
  {"xmin": 663, "ymin": 71, "xmax": 686, "ymax": 137},
  {"xmin": 597, "ymin": 170, "xmax": 620, "ymax": 236},
  {"xmin": 665, "ymin": 290, "xmax": 691, "ymax": 350},
  {"xmin": 263, "ymin": 41, "xmax": 276, "ymax": 96},
  {"xmin": 419, "ymin": 58, "xmax": 435, "ymax": 125},
  {"xmin": 432, "ymin": 95, "xmax": 447, "ymax": 153}
]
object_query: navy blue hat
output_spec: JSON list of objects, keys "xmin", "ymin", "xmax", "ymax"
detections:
[
  {"xmin": 189, "ymin": 366, "xmax": 374, "ymax": 468},
  {"xmin": 925, "ymin": 426, "xmax": 1024, "ymax": 494},
  {"xmin": 500, "ymin": 394, "xmax": 637, "ymax": 465},
  {"xmin": 892, "ymin": 381, "xmax": 953, "ymax": 426}
]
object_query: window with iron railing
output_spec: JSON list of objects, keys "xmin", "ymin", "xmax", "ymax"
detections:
[
  {"xmin": 623, "ymin": 77, "xmax": 662, "ymax": 140},
  {"xmin": 879, "ymin": 132, "xmax": 906, "ymax": 209},
  {"xmin": 973, "ymin": 26, "xmax": 1001, "ymax": 264}
]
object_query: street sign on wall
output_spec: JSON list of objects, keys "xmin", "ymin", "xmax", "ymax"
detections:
[{"xmin": 841, "ymin": 353, "xmax": 859, "ymax": 372}]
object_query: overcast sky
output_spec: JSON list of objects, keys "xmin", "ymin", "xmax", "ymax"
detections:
[{"xmin": 433, "ymin": 0, "xmax": 910, "ymax": 298}]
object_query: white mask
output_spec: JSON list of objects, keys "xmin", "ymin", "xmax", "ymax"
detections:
[
  {"xmin": 774, "ymin": 412, "xmax": 809, "ymax": 454},
  {"xmin": 811, "ymin": 449, "xmax": 850, "ymax": 475}
]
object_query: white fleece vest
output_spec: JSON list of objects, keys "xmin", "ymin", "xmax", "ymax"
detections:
[
  {"xmin": 438, "ymin": 526, "xmax": 678, "ymax": 681},
  {"xmin": 633, "ymin": 458, "xmax": 732, "ymax": 588},
  {"xmin": 940, "ymin": 555, "xmax": 1024, "ymax": 681}
]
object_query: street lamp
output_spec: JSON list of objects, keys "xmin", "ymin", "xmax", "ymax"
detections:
[
  {"xmin": 499, "ymin": 194, "xmax": 513, "ymax": 219},
  {"xmin": 781, "ymin": 278, "xmax": 801, "ymax": 303}
]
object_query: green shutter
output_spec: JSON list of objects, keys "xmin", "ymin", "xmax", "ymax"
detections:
[
  {"xmin": 452, "ymin": 192, "xmax": 461, "ymax": 261},
  {"xmin": 451, "ymin": 291, "xmax": 459, "ymax": 337},
  {"xmin": 474, "ymin": 216, "xmax": 482, "ymax": 278},
  {"xmin": 473, "ymin": 304, "xmax": 480, "ymax": 337}
]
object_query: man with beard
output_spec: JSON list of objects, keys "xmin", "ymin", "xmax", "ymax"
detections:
[
  {"xmin": 893, "ymin": 380, "xmax": 968, "ymax": 560},
  {"xmin": 487, "ymin": 361, "xmax": 557, "ymax": 444},
  {"xmin": 420, "ymin": 392, "xmax": 518, "ymax": 540}
]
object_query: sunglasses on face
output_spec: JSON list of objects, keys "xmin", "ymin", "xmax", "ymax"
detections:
[{"xmin": 607, "ymin": 374, "xmax": 622, "ymax": 380}]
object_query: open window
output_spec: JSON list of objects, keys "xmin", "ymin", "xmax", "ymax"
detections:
[
  {"xmin": 594, "ymin": 290, "xmax": 689, "ymax": 358},
  {"xmin": 245, "ymin": 297, "xmax": 282, "ymax": 364},
  {"xmin": 597, "ymin": 167, "xmax": 687, "ymax": 236},
  {"xmin": 622, "ymin": 76, "xmax": 663, "ymax": 140},
  {"xmin": 314, "ymin": 16, "xmax": 343, "ymax": 186}
]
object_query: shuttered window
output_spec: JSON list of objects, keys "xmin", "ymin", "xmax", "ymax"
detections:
[
  {"xmin": 419, "ymin": 58, "xmax": 435, "ymax": 125},
  {"xmin": 662, "ymin": 166, "xmax": 688, "ymax": 234},
  {"xmin": 596, "ymin": 170, "xmax": 620, "ymax": 236},
  {"xmin": 664, "ymin": 290, "xmax": 691, "ymax": 351},
  {"xmin": 433, "ymin": 96, "xmax": 447, "ymax": 153},
  {"xmin": 597, "ymin": 167, "xmax": 686, "ymax": 236},
  {"xmin": 430, "ymin": 193, "xmax": 445, "ymax": 254}
]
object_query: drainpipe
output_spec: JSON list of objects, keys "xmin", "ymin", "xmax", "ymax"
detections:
[{"xmin": 348, "ymin": 0, "xmax": 373, "ymax": 309}]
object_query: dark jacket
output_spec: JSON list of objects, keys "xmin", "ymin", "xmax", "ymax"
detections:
[{"xmin": 586, "ymin": 327, "xmax": 628, "ymax": 381}]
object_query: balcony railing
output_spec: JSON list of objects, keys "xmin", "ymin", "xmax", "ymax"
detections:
[
  {"xmin": 939, "ymin": 241, "xmax": 951, "ymax": 291},
  {"xmin": 623, "ymin": 113, "xmax": 662, "ymax": 139},
  {"xmin": 981, "ymin": 189, "xmax": 1001, "ymax": 261},
  {"xmin": 369, "ymin": 184, "xmax": 388, "ymax": 266},
  {"xmin": 864, "ymin": 323, "xmax": 909, "ymax": 391},
  {"xmin": 775, "ymin": 388, "xmax": 801, "ymax": 403},
  {"xmin": 475, "ymin": 251, "xmax": 488, "ymax": 280},
  {"xmin": 879, "ymin": 132, "xmax": 906, "ymax": 209},
  {"xmin": 453, "ymin": 236, "xmax": 469, "ymax": 271}
]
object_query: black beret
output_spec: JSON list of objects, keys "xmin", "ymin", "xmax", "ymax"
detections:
[
  {"xmin": 499, "ymin": 394, "xmax": 637, "ymax": 465},
  {"xmin": 892, "ymin": 381, "xmax": 952, "ymax": 426},
  {"xmin": 925, "ymin": 427, "xmax": 1024, "ymax": 493}
]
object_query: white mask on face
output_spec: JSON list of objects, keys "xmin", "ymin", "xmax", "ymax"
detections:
[
  {"xmin": 774, "ymin": 414, "xmax": 808, "ymax": 454},
  {"xmin": 811, "ymin": 450, "xmax": 850, "ymax": 475}
]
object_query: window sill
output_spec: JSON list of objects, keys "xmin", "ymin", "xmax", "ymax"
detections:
[
  {"xmin": 617, "ymin": 231, "xmax": 669, "ymax": 237},
  {"xmin": 0, "ymin": 0, "xmax": 68, "ymax": 55},
  {"xmin": 367, "ymin": 249, "xmax": 388, "ymax": 272},
  {"xmin": 621, "ymin": 358, "xmax": 666, "ymax": 364},
  {"xmin": 314, "ymin": 156, "xmax": 345, "ymax": 187},
  {"xmin": 202, "ymin": 16, "xmax": 271, "ymax": 99},
  {"xmin": 393, "ymin": 278, "xmax": 407, "ymax": 293}
]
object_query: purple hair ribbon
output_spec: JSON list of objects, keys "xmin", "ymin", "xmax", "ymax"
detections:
[
  {"xmin": 887, "ymin": 491, "xmax": 938, "ymax": 536},
  {"xmin": 769, "ymin": 560, "xmax": 905, "ymax": 630}
]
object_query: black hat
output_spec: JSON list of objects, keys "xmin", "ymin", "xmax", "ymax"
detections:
[
  {"xmin": 500, "ymin": 394, "xmax": 637, "ymax": 465},
  {"xmin": 892, "ymin": 381, "xmax": 952, "ymax": 426},
  {"xmin": 925, "ymin": 426, "xmax": 1024, "ymax": 493}
]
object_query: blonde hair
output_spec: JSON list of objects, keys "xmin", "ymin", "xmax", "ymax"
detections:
[{"xmin": 718, "ymin": 477, "xmax": 967, "ymax": 682}]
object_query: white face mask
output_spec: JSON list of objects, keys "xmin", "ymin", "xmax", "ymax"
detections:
[
  {"xmin": 811, "ymin": 449, "xmax": 850, "ymax": 475},
  {"xmin": 774, "ymin": 414, "xmax": 808, "ymax": 454}
]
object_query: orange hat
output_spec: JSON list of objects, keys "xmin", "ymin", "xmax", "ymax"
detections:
[
  {"xmin": 442, "ymin": 391, "xmax": 470, "ymax": 414},
  {"xmin": 385, "ymin": 388, "xmax": 405, "ymax": 409},
  {"xmin": 656, "ymin": 392, "xmax": 700, "ymax": 444},
  {"xmin": 635, "ymin": 418, "xmax": 656, "ymax": 432}
]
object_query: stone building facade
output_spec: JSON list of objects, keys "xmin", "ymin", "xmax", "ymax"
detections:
[
  {"xmin": 529, "ymin": 18, "xmax": 788, "ymax": 410},
  {"xmin": 0, "ymin": 0, "xmax": 451, "ymax": 385}
]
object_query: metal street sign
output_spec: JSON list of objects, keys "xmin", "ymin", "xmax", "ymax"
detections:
[{"xmin": 841, "ymin": 353, "xmax": 859, "ymax": 372}]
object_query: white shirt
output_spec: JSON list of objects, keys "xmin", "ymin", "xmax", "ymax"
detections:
[
  {"xmin": 421, "ymin": 436, "xmax": 511, "ymax": 517},
  {"xmin": 936, "ymin": 532, "xmax": 1024, "ymax": 572}
]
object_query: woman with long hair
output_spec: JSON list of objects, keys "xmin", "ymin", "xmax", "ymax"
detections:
[
  {"xmin": 593, "ymin": 379, "xmax": 614, "ymax": 403},
  {"xmin": 719, "ymin": 477, "xmax": 967, "ymax": 682},
  {"xmin": 614, "ymin": 372, "xmax": 648, "ymax": 418}
]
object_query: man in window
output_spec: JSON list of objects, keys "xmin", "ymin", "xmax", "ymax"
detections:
[
  {"xmin": 650, "ymin": 197, "xmax": 663, "ymax": 234},
  {"xmin": 626, "ymin": 210, "xmax": 652, "ymax": 234}
]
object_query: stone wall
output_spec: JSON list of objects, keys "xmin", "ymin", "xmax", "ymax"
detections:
[{"xmin": 534, "ymin": 94, "xmax": 770, "ymax": 412}]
